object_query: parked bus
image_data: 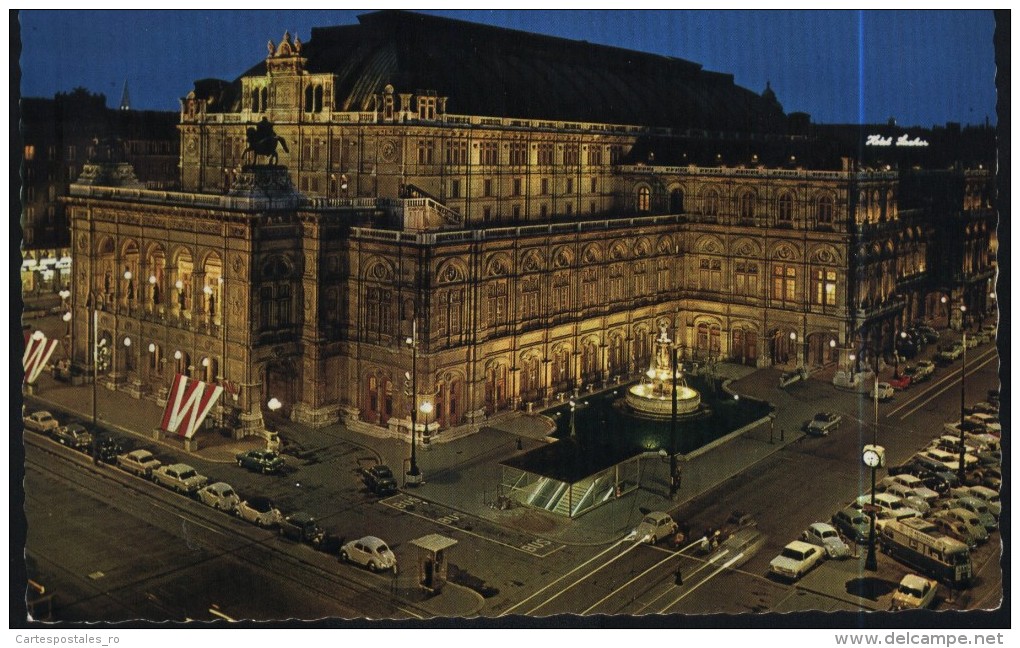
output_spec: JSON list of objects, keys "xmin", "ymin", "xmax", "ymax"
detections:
[{"xmin": 879, "ymin": 518, "xmax": 972, "ymax": 588}]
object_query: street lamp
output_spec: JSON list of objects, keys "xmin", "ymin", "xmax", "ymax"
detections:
[
  {"xmin": 405, "ymin": 321, "xmax": 423, "ymax": 485},
  {"xmin": 893, "ymin": 330, "xmax": 907, "ymax": 378},
  {"xmin": 420, "ymin": 399, "xmax": 434, "ymax": 445},
  {"xmin": 958, "ymin": 305, "xmax": 968, "ymax": 483},
  {"xmin": 848, "ymin": 352, "xmax": 856, "ymax": 385},
  {"xmin": 940, "ymin": 295, "xmax": 949, "ymax": 329}
]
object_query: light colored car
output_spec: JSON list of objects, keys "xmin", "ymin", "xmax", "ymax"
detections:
[
  {"xmin": 116, "ymin": 449, "xmax": 162, "ymax": 478},
  {"xmin": 882, "ymin": 474, "xmax": 939, "ymax": 506},
  {"xmin": 631, "ymin": 511, "xmax": 679, "ymax": 544},
  {"xmin": 931, "ymin": 509, "xmax": 988, "ymax": 546},
  {"xmin": 857, "ymin": 493, "xmax": 921, "ymax": 521},
  {"xmin": 235, "ymin": 496, "xmax": 283, "ymax": 528},
  {"xmin": 24, "ymin": 410, "xmax": 60, "ymax": 433},
  {"xmin": 891, "ymin": 574, "xmax": 937, "ymax": 611},
  {"xmin": 934, "ymin": 510, "xmax": 987, "ymax": 546},
  {"xmin": 909, "ymin": 360, "xmax": 936, "ymax": 382},
  {"xmin": 198, "ymin": 482, "xmax": 241, "ymax": 513},
  {"xmin": 152, "ymin": 463, "xmax": 209, "ymax": 495},
  {"xmin": 941, "ymin": 497, "xmax": 996, "ymax": 531},
  {"xmin": 952, "ymin": 486, "xmax": 1000, "ymax": 518},
  {"xmin": 769, "ymin": 540, "xmax": 824, "ymax": 581},
  {"xmin": 872, "ymin": 382, "xmax": 894, "ymax": 401},
  {"xmin": 878, "ymin": 483, "xmax": 931, "ymax": 515},
  {"xmin": 801, "ymin": 522, "xmax": 850, "ymax": 559},
  {"xmin": 805, "ymin": 412, "xmax": 842, "ymax": 436},
  {"xmin": 965, "ymin": 413, "xmax": 1000, "ymax": 435},
  {"xmin": 340, "ymin": 536, "xmax": 398, "ymax": 574}
]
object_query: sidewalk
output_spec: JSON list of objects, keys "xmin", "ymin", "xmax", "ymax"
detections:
[{"xmin": 25, "ymin": 360, "xmax": 802, "ymax": 547}]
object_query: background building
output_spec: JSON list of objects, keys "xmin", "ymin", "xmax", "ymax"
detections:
[{"xmin": 64, "ymin": 11, "xmax": 996, "ymax": 443}]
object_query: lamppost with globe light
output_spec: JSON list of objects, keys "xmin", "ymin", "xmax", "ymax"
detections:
[
  {"xmin": 789, "ymin": 331, "xmax": 797, "ymax": 367},
  {"xmin": 958, "ymin": 305, "xmax": 968, "ymax": 483},
  {"xmin": 267, "ymin": 397, "xmax": 282, "ymax": 450},
  {"xmin": 405, "ymin": 320, "xmax": 423, "ymax": 485}
]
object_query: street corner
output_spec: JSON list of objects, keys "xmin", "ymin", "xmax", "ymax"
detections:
[{"xmin": 413, "ymin": 579, "xmax": 487, "ymax": 618}]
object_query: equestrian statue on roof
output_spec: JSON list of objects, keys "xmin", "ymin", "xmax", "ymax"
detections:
[{"xmin": 244, "ymin": 117, "xmax": 289, "ymax": 166}]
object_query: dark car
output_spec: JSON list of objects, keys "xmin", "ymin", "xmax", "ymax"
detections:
[
  {"xmin": 52, "ymin": 423, "xmax": 93, "ymax": 451},
  {"xmin": 914, "ymin": 325, "xmax": 940, "ymax": 344},
  {"xmin": 278, "ymin": 511, "xmax": 342, "ymax": 553},
  {"xmin": 236, "ymin": 449, "xmax": 285, "ymax": 474},
  {"xmin": 93, "ymin": 433, "xmax": 130, "ymax": 463},
  {"xmin": 361, "ymin": 465, "xmax": 398, "ymax": 495}
]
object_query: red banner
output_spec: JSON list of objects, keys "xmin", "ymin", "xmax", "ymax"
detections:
[
  {"xmin": 160, "ymin": 374, "xmax": 224, "ymax": 439},
  {"xmin": 23, "ymin": 333, "xmax": 59, "ymax": 384}
]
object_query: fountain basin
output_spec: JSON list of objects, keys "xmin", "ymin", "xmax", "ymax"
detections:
[{"xmin": 625, "ymin": 383, "xmax": 702, "ymax": 419}]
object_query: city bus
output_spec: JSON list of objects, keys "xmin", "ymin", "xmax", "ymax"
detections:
[{"xmin": 879, "ymin": 518, "xmax": 972, "ymax": 588}]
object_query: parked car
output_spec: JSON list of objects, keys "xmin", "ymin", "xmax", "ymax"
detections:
[
  {"xmin": 235, "ymin": 449, "xmax": 285, "ymax": 474},
  {"xmin": 872, "ymin": 382, "xmax": 895, "ymax": 401},
  {"xmin": 198, "ymin": 482, "xmax": 241, "ymax": 513},
  {"xmin": 890, "ymin": 574, "xmax": 938, "ymax": 611},
  {"xmin": 24, "ymin": 410, "xmax": 61, "ymax": 434},
  {"xmin": 340, "ymin": 536, "xmax": 398, "ymax": 574},
  {"xmin": 116, "ymin": 449, "xmax": 162, "ymax": 478},
  {"xmin": 876, "ymin": 483, "xmax": 931, "ymax": 515},
  {"xmin": 831, "ymin": 506, "xmax": 870, "ymax": 544},
  {"xmin": 235, "ymin": 495, "xmax": 283, "ymax": 528},
  {"xmin": 913, "ymin": 325, "xmax": 940, "ymax": 344},
  {"xmin": 52, "ymin": 423, "xmax": 93, "ymax": 451},
  {"xmin": 913, "ymin": 360, "xmax": 936, "ymax": 381},
  {"xmin": 935, "ymin": 343, "xmax": 963, "ymax": 363},
  {"xmin": 979, "ymin": 467, "xmax": 1001, "ymax": 490},
  {"xmin": 964, "ymin": 413, "xmax": 1001, "ymax": 435},
  {"xmin": 805, "ymin": 412, "xmax": 842, "ymax": 437},
  {"xmin": 966, "ymin": 401, "xmax": 998, "ymax": 416},
  {"xmin": 278, "ymin": 512, "xmax": 342, "ymax": 553},
  {"xmin": 931, "ymin": 509, "xmax": 988, "ymax": 546},
  {"xmin": 631, "ymin": 511, "xmax": 679, "ymax": 544},
  {"xmin": 963, "ymin": 334, "xmax": 978, "ymax": 349},
  {"xmin": 856, "ymin": 493, "xmax": 921, "ymax": 522},
  {"xmin": 94, "ymin": 433, "xmax": 130, "ymax": 463},
  {"xmin": 801, "ymin": 522, "xmax": 850, "ymax": 559},
  {"xmin": 152, "ymin": 463, "xmax": 209, "ymax": 495},
  {"xmin": 360, "ymin": 464, "xmax": 399, "ymax": 495},
  {"xmin": 951, "ymin": 485, "xmax": 1000, "ymax": 518},
  {"xmin": 887, "ymin": 374, "xmax": 912, "ymax": 390},
  {"xmin": 769, "ymin": 540, "xmax": 824, "ymax": 581},
  {"xmin": 939, "ymin": 497, "xmax": 996, "ymax": 531}
]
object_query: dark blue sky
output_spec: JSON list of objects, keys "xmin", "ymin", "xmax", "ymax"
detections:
[{"xmin": 18, "ymin": 10, "xmax": 997, "ymax": 127}]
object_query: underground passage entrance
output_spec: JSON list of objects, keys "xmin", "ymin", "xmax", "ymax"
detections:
[{"xmin": 499, "ymin": 375, "xmax": 771, "ymax": 518}]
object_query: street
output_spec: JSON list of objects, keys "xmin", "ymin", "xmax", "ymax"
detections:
[{"xmin": 20, "ymin": 315, "xmax": 1003, "ymax": 620}]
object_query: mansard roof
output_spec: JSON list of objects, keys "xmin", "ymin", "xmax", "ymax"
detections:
[{"xmin": 208, "ymin": 10, "xmax": 787, "ymax": 133}]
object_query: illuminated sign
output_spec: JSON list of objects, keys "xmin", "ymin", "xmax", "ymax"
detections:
[{"xmin": 866, "ymin": 134, "xmax": 929, "ymax": 147}]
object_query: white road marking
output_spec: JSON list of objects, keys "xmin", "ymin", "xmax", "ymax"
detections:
[
  {"xmin": 521, "ymin": 540, "xmax": 644, "ymax": 615},
  {"xmin": 657, "ymin": 552, "xmax": 744, "ymax": 614}
]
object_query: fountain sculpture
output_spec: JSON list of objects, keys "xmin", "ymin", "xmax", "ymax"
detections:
[{"xmin": 625, "ymin": 323, "xmax": 702, "ymax": 419}]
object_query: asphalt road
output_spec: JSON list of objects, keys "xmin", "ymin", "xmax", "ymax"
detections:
[{"xmin": 19, "ymin": 333, "xmax": 1002, "ymax": 621}]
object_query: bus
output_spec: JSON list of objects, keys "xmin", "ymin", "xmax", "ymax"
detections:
[{"xmin": 879, "ymin": 518, "xmax": 972, "ymax": 588}]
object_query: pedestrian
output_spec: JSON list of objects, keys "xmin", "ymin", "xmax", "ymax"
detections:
[{"xmin": 674, "ymin": 567, "xmax": 683, "ymax": 586}]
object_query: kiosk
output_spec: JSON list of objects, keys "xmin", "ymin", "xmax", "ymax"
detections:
[{"xmin": 410, "ymin": 534, "xmax": 457, "ymax": 594}]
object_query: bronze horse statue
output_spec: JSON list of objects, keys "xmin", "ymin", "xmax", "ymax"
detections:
[{"xmin": 243, "ymin": 117, "xmax": 289, "ymax": 166}]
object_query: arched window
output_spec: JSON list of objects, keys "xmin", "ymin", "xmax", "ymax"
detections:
[
  {"xmin": 251, "ymin": 87, "xmax": 260, "ymax": 113},
  {"xmin": 260, "ymin": 256, "xmax": 292, "ymax": 331},
  {"xmin": 260, "ymin": 88, "xmax": 268, "ymax": 113},
  {"xmin": 777, "ymin": 193, "xmax": 793, "ymax": 224},
  {"xmin": 637, "ymin": 186, "xmax": 651, "ymax": 212},
  {"xmin": 703, "ymin": 189, "xmax": 720, "ymax": 216},
  {"xmin": 817, "ymin": 195, "xmax": 834, "ymax": 224},
  {"xmin": 739, "ymin": 191, "xmax": 756, "ymax": 219},
  {"xmin": 314, "ymin": 85, "xmax": 324, "ymax": 113},
  {"xmin": 670, "ymin": 189, "xmax": 684, "ymax": 213},
  {"xmin": 304, "ymin": 85, "xmax": 314, "ymax": 113}
]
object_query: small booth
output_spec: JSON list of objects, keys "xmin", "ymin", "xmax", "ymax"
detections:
[{"xmin": 410, "ymin": 534, "xmax": 457, "ymax": 594}]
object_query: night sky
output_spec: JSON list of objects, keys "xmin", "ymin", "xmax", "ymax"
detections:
[{"xmin": 17, "ymin": 9, "xmax": 997, "ymax": 128}]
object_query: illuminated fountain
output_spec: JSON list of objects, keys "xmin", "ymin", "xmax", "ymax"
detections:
[{"xmin": 625, "ymin": 323, "xmax": 702, "ymax": 419}]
